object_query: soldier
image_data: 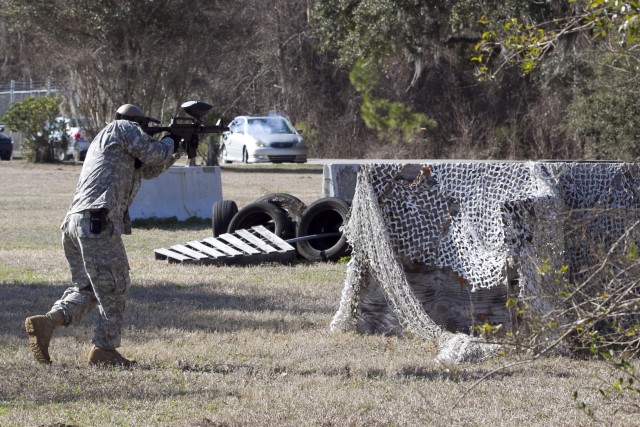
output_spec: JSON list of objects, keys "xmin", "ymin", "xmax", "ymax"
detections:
[{"xmin": 24, "ymin": 104, "xmax": 183, "ymax": 367}]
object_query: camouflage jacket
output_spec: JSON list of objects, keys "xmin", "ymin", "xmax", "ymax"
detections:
[{"xmin": 63, "ymin": 119, "xmax": 177, "ymax": 234}]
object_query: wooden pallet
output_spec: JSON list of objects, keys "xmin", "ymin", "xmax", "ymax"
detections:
[{"xmin": 154, "ymin": 225, "xmax": 296, "ymax": 265}]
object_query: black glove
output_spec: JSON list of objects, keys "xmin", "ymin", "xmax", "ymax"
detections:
[{"xmin": 167, "ymin": 133, "xmax": 182, "ymax": 153}]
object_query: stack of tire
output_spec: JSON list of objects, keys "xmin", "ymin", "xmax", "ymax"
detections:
[{"xmin": 212, "ymin": 193, "xmax": 351, "ymax": 262}]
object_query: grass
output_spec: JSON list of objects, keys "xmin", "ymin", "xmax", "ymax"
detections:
[{"xmin": 0, "ymin": 160, "xmax": 637, "ymax": 426}]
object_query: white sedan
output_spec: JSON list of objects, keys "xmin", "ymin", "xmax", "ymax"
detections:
[{"xmin": 219, "ymin": 115, "xmax": 307, "ymax": 164}]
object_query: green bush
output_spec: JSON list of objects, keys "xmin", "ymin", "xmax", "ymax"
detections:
[
  {"xmin": 565, "ymin": 53, "xmax": 640, "ymax": 161},
  {"xmin": 1, "ymin": 96, "xmax": 65, "ymax": 163}
]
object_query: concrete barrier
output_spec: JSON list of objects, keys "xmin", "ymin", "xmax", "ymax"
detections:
[
  {"xmin": 322, "ymin": 163, "xmax": 359, "ymax": 202},
  {"xmin": 129, "ymin": 166, "xmax": 222, "ymax": 220}
]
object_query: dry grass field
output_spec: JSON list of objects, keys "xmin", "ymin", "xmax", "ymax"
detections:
[{"xmin": 0, "ymin": 159, "xmax": 636, "ymax": 426}]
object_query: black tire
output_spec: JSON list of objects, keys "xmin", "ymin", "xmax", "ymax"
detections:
[
  {"xmin": 227, "ymin": 201, "xmax": 291, "ymax": 238},
  {"xmin": 212, "ymin": 200, "xmax": 238, "ymax": 237},
  {"xmin": 255, "ymin": 193, "xmax": 307, "ymax": 238},
  {"xmin": 296, "ymin": 197, "xmax": 351, "ymax": 262},
  {"xmin": 55, "ymin": 148, "xmax": 67, "ymax": 162}
]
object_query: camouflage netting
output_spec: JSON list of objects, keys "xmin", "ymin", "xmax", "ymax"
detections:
[{"xmin": 330, "ymin": 162, "xmax": 640, "ymax": 363}]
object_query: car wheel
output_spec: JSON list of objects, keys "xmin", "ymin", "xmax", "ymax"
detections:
[
  {"xmin": 212, "ymin": 200, "xmax": 238, "ymax": 237},
  {"xmin": 55, "ymin": 148, "xmax": 67, "ymax": 162},
  {"xmin": 296, "ymin": 197, "xmax": 351, "ymax": 262},
  {"xmin": 255, "ymin": 193, "xmax": 307, "ymax": 237},
  {"xmin": 227, "ymin": 201, "xmax": 291, "ymax": 239},
  {"xmin": 0, "ymin": 154, "xmax": 9, "ymax": 161}
]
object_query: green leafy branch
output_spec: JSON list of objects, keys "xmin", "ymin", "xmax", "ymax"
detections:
[{"xmin": 472, "ymin": 0, "xmax": 640, "ymax": 78}]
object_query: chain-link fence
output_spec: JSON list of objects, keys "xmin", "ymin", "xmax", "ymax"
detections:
[{"xmin": 0, "ymin": 80, "xmax": 60, "ymax": 157}]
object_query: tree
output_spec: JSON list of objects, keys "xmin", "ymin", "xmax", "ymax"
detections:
[
  {"xmin": 6, "ymin": 0, "xmax": 633, "ymax": 161},
  {"xmin": 349, "ymin": 59, "xmax": 437, "ymax": 144},
  {"xmin": 470, "ymin": 1, "xmax": 640, "ymax": 160},
  {"xmin": 1, "ymin": 96, "xmax": 65, "ymax": 162},
  {"xmin": 473, "ymin": 0, "xmax": 640, "ymax": 78},
  {"xmin": 311, "ymin": 0, "xmax": 554, "ymax": 158},
  {"xmin": 565, "ymin": 51, "xmax": 640, "ymax": 160},
  {"xmin": 1, "ymin": 0, "xmax": 361, "ymax": 158},
  {"xmin": 2, "ymin": 0, "xmax": 231, "ymax": 129}
]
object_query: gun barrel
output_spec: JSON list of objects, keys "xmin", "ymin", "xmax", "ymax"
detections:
[{"xmin": 199, "ymin": 124, "xmax": 227, "ymax": 134}]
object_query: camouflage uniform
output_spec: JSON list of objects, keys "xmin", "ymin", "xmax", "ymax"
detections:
[{"xmin": 50, "ymin": 119, "xmax": 177, "ymax": 350}]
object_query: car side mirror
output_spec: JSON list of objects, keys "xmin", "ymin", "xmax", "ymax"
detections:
[{"xmin": 0, "ymin": 127, "xmax": 4, "ymax": 132}]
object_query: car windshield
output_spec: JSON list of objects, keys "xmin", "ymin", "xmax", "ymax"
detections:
[{"xmin": 247, "ymin": 118, "xmax": 295, "ymax": 135}]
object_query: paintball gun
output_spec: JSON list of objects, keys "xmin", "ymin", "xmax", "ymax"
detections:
[{"xmin": 146, "ymin": 101, "xmax": 227, "ymax": 159}]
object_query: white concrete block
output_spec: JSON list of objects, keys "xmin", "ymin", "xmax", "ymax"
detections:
[
  {"xmin": 129, "ymin": 166, "xmax": 223, "ymax": 220},
  {"xmin": 322, "ymin": 163, "xmax": 359, "ymax": 202}
]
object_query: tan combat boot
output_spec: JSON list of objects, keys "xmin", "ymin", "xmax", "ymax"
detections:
[
  {"xmin": 87, "ymin": 347, "xmax": 137, "ymax": 368},
  {"xmin": 24, "ymin": 310, "xmax": 66, "ymax": 364}
]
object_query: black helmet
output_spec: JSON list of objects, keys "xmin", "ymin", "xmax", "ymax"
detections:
[{"xmin": 115, "ymin": 104, "xmax": 160, "ymax": 127}]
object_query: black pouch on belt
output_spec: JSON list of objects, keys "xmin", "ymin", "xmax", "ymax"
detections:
[{"xmin": 89, "ymin": 209, "xmax": 108, "ymax": 234}]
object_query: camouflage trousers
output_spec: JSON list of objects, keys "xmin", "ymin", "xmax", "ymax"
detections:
[{"xmin": 52, "ymin": 211, "xmax": 131, "ymax": 350}]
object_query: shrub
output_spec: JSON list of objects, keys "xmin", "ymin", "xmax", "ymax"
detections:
[
  {"xmin": 1, "ymin": 96, "xmax": 65, "ymax": 162},
  {"xmin": 565, "ymin": 52, "xmax": 640, "ymax": 161}
]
